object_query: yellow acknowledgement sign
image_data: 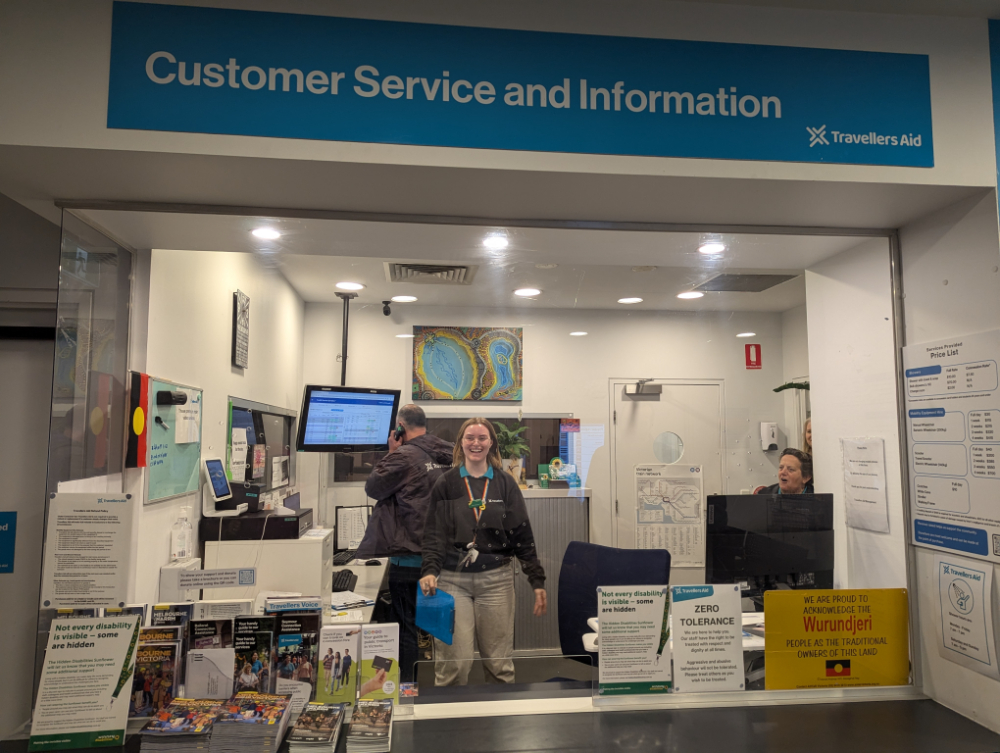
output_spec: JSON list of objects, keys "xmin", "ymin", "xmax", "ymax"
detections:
[{"xmin": 764, "ymin": 589, "xmax": 909, "ymax": 690}]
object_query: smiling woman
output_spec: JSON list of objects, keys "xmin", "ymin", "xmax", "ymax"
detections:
[{"xmin": 419, "ymin": 418, "xmax": 547, "ymax": 686}]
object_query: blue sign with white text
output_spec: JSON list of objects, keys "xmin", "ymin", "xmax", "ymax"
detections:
[
  {"xmin": 915, "ymin": 519, "xmax": 988, "ymax": 556},
  {"xmin": 0, "ymin": 512, "xmax": 16, "ymax": 573},
  {"xmin": 108, "ymin": 2, "xmax": 934, "ymax": 167}
]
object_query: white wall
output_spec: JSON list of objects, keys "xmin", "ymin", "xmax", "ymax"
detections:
[
  {"xmin": 134, "ymin": 249, "xmax": 305, "ymax": 605},
  {"xmin": 781, "ymin": 304, "xmax": 809, "ymax": 447},
  {"xmin": 899, "ymin": 190, "xmax": 1000, "ymax": 732},
  {"xmin": 806, "ymin": 237, "xmax": 907, "ymax": 590},
  {"xmin": 303, "ymin": 300, "xmax": 788, "ymax": 545},
  {"xmin": 0, "ymin": 0, "xmax": 994, "ymax": 190}
]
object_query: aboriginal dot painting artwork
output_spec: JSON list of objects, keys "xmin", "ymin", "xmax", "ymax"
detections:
[{"xmin": 413, "ymin": 326, "xmax": 523, "ymax": 401}]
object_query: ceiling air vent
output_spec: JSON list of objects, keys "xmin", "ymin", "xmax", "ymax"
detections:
[
  {"xmin": 694, "ymin": 273, "xmax": 798, "ymax": 293},
  {"xmin": 384, "ymin": 262, "xmax": 478, "ymax": 285}
]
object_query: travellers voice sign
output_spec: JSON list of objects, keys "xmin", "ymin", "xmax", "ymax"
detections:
[{"xmin": 108, "ymin": 2, "xmax": 933, "ymax": 166}]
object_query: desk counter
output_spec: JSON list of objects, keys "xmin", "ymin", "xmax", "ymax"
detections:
[
  {"xmin": 521, "ymin": 487, "xmax": 591, "ymax": 498},
  {"xmin": 326, "ymin": 558, "xmax": 387, "ymax": 625}
]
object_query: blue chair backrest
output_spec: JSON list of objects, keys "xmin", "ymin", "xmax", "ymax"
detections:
[{"xmin": 557, "ymin": 541, "xmax": 671, "ymax": 659}]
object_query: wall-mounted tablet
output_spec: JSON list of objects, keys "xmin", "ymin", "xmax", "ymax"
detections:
[
  {"xmin": 204, "ymin": 458, "xmax": 233, "ymax": 502},
  {"xmin": 296, "ymin": 385, "xmax": 401, "ymax": 453}
]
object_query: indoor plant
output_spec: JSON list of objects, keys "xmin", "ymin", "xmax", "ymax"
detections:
[{"xmin": 495, "ymin": 421, "xmax": 530, "ymax": 483}]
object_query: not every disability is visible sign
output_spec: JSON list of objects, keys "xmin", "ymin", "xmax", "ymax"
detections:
[{"xmin": 107, "ymin": 2, "xmax": 934, "ymax": 167}]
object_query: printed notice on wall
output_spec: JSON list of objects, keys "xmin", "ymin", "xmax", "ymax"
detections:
[
  {"xmin": 40, "ymin": 493, "xmax": 135, "ymax": 609},
  {"xmin": 903, "ymin": 330, "xmax": 1000, "ymax": 563},
  {"xmin": 596, "ymin": 586, "xmax": 671, "ymax": 696},
  {"xmin": 175, "ymin": 389, "xmax": 201, "ymax": 444},
  {"xmin": 671, "ymin": 585, "xmax": 744, "ymax": 693},
  {"xmin": 764, "ymin": 588, "xmax": 910, "ymax": 690},
  {"xmin": 29, "ymin": 615, "xmax": 140, "ymax": 751},
  {"xmin": 272, "ymin": 456, "xmax": 289, "ymax": 488},
  {"xmin": 934, "ymin": 553, "xmax": 1000, "ymax": 679},
  {"xmin": 842, "ymin": 438, "xmax": 890, "ymax": 533},
  {"xmin": 634, "ymin": 465, "xmax": 704, "ymax": 566},
  {"xmin": 231, "ymin": 427, "xmax": 248, "ymax": 483},
  {"xmin": 571, "ymin": 423, "xmax": 605, "ymax": 493}
]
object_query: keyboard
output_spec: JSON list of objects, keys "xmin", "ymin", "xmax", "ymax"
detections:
[
  {"xmin": 332, "ymin": 568, "xmax": 359, "ymax": 593},
  {"xmin": 333, "ymin": 549, "xmax": 357, "ymax": 566}
]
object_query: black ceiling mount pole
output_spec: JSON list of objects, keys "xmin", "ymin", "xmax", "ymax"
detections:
[{"xmin": 335, "ymin": 292, "xmax": 358, "ymax": 386}]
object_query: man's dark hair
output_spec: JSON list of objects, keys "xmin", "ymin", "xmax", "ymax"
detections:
[
  {"xmin": 780, "ymin": 447, "xmax": 813, "ymax": 482},
  {"xmin": 397, "ymin": 404, "xmax": 426, "ymax": 429}
]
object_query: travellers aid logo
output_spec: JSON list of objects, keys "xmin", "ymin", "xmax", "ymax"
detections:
[{"xmin": 807, "ymin": 125, "xmax": 828, "ymax": 147}]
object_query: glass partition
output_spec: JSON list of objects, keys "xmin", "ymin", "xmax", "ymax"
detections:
[
  {"xmin": 32, "ymin": 207, "xmax": 913, "ymax": 730},
  {"xmin": 331, "ymin": 416, "xmax": 568, "ymax": 483},
  {"xmin": 411, "ymin": 655, "xmax": 593, "ymax": 705},
  {"xmin": 32, "ymin": 212, "xmax": 133, "ymax": 712},
  {"xmin": 46, "ymin": 213, "xmax": 132, "ymax": 493}
]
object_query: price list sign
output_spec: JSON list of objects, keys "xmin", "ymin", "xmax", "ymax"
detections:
[{"xmin": 904, "ymin": 330, "xmax": 1000, "ymax": 562}]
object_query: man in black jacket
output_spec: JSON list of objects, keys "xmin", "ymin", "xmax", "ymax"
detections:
[{"xmin": 355, "ymin": 404, "xmax": 453, "ymax": 682}]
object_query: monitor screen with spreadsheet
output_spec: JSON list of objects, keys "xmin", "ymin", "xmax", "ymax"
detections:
[{"xmin": 295, "ymin": 385, "xmax": 401, "ymax": 453}]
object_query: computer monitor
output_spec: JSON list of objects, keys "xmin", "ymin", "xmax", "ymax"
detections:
[
  {"xmin": 295, "ymin": 385, "xmax": 401, "ymax": 453},
  {"xmin": 705, "ymin": 494, "xmax": 834, "ymax": 608}
]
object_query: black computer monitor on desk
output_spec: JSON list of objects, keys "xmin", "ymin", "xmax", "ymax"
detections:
[{"xmin": 705, "ymin": 494, "xmax": 834, "ymax": 609}]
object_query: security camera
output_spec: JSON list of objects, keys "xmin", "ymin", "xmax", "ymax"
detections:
[{"xmin": 382, "ymin": 301, "xmax": 391, "ymax": 316}]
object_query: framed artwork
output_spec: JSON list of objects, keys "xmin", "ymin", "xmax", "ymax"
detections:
[
  {"xmin": 232, "ymin": 290, "xmax": 250, "ymax": 369},
  {"xmin": 413, "ymin": 326, "xmax": 523, "ymax": 401}
]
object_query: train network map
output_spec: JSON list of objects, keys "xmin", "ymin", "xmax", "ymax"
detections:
[{"xmin": 635, "ymin": 464, "xmax": 704, "ymax": 566}]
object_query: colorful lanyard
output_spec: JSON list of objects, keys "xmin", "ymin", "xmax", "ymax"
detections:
[{"xmin": 464, "ymin": 476, "xmax": 489, "ymax": 525}]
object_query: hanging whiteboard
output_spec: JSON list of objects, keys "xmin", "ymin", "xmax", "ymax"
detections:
[{"xmin": 148, "ymin": 377, "xmax": 203, "ymax": 503}]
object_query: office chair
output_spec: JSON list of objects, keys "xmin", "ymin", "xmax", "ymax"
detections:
[{"xmin": 557, "ymin": 541, "xmax": 671, "ymax": 662}]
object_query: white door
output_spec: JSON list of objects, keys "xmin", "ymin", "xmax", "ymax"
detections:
[
  {"xmin": 610, "ymin": 379, "xmax": 724, "ymax": 584},
  {"xmin": 0, "ymin": 338, "xmax": 53, "ymax": 736}
]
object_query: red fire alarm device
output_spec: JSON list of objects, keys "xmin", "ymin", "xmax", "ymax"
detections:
[{"xmin": 745, "ymin": 343, "xmax": 762, "ymax": 370}]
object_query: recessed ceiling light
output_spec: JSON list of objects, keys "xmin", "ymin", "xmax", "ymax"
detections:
[
  {"xmin": 618, "ymin": 297, "xmax": 643, "ymax": 304},
  {"xmin": 396, "ymin": 333, "xmax": 415, "ymax": 338},
  {"xmin": 677, "ymin": 291, "xmax": 704, "ymax": 299},
  {"xmin": 336, "ymin": 281, "xmax": 364, "ymax": 291},
  {"xmin": 252, "ymin": 227, "xmax": 281, "ymax": 240},
  {"xmin": 535, "ymin": 263, "xmax": 558, "ymax": 269},
  {"xmin": 698, "ymin": 242, "xmax": 726, "ymax": 254},
  {"xmin": 569, "ymin": 331, "xmax": 588, "ymax": 336},
  {"xmin": 484, "ymin": 234, "xmax": 509, "ymax": 251},
  {"xmin": 736, "ymin": 332, "xmax": 756, "ymax": 338},
  {"xmin": 514, "ymin": 288, "xmax": 541, "ymax": 297},
  {"xmin": 391, "ymin": 295, "xmax": 418, "ymax": 303}
]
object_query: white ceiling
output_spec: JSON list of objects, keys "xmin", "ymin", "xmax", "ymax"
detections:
[
  {"xmin": 81, "ymin": 208, "xmax": 876, "ymax": 312},
  {"xmin": 276, "ymin": 254, "xmax": 814, "ymax": 312}
]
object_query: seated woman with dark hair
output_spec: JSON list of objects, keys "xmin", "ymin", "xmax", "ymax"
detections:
[{"xmin": 756, "ymin": 448, "xmax": 814, "ymax": 494}]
